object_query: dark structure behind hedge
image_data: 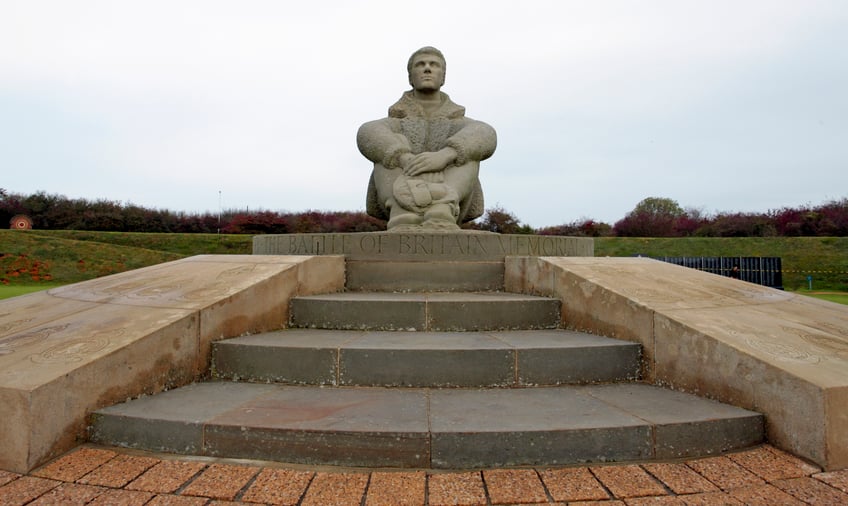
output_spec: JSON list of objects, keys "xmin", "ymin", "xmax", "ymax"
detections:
[{"xmin": 654, "ymin": 256, "xmax": 783, "ymax": 289}]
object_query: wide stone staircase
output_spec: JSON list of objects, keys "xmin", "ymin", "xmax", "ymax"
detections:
[{"xmin": 89, "ymin": 258, "xmax": 764, "ymax": 469}]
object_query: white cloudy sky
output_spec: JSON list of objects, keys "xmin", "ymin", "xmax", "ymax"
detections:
[{"xmin": 2, "ymin": 1, "xmax": 846, "ymax": 228}]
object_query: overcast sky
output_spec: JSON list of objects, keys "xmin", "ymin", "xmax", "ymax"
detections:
[{"xmin": 2, "ymin": 1, "xmax": 846, "ymax": 228}]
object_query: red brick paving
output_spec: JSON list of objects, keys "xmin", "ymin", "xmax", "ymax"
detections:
[
  {"xmin": 772, "ymin": 476, "xmax": 848, "ymax": 504},
  {"xmin": 726, "ymin": 445, "xmax": 820, "ymax": 482},
  {"xmin": 590, "ymin": 464, "xmax": 667, "ymax": 498},
  {"xmin": 126, "ymin": 459, "xmax": 208, "ymax": 494},
  {"xmin": 0, "ymin": 476, "xmax": 61, "ymax": 506},
  {"xmin": 725, "ymin": 484, "xmax": 805, "ymax": 505},
  {"xmin": 814, "ymin": 468, "xmax": 848, "ymax": 493},
  {"xmin": 77, "ymin": 453, "xmax": 161, "ymax": 488},
  {"xmin": 483, "ymin": 469, "xmax": 549, "ymax": 504},
  {"xmin": 30, "ymin": 447, "xmax": 116, "ymax": 482},
  {"xmin": 179, "ymin": 463, "xmax": 259, "ymax": 501},
  {"xmin": 299, "ymin": 472, "xmax": 368, "ymax": 506},
  {"xmin": 2, "ymin": 444, "xmax": 847, "ymax": 505},
  {"xmin": 539, "ymin": 467, "xmax": 611, "ymax": 502},
  {"xmin": 0, "ymin": 471, "xmax": 21, "ymax": 488},
  {"xmin": 147, "ymin": 495, "xmax": 211, "ymax": 505},
  {"xmin": 678, "ymin": 491, "xmax": 744, "ymax": 505},
  {"xmin": 620, "ymin": 496, "xmax": 685, "ymax": 505},
  {"xmin": 641, "ymin": 463, "xmax": 719, "ymax": 495},
  {"xmin": 428, "ymin": 471, "xmax": 487, "ymax": 506},
  {"xmin": 240, "ymin": 467, "xmax": 313, "ymax": 505},
  {"xmin": 86, "ymin": 487, "xmax": 154, "ymax": 506},
  {"xmin": 684, "ymin": 456, "xmax": 765, "ymax": 490},
  {"xmin": 569, "ymin": 501, "xmax": 625, "ymax": 506},
  {"xmin": 365, "ymin": 471, "xmax": 427, "ymax": 506},
  {"xmin": 27, "ymin": 482, "xmax": 107, "ymax": 505}
]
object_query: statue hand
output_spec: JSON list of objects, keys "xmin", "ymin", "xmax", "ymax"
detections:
[{"xmin": 403, "ymin": 148, "xmax": 458, "ymax": 176}]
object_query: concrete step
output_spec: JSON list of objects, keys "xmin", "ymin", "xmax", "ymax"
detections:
[
  {"xmin": 90, "ymin": 382, "xmax": 764, "ymax": 469},
  {"xmin": 345, "ymin": 260, "xmax": 504, "ymax": 292},
  {"xmin": 289, "ymin": 292, "xmax": 560, "ymax": 331},
  {"xmin": 212, "ymin": 329, "xmax": 641, "ymax": 387}
]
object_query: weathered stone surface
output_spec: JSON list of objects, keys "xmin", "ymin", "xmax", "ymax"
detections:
[
  {"xmin": 505, "ymin": 255, "xmax": 848, "ymax": 470},
  {"xmin": 346, "ymin": 260, "xmax": 504, "ymax": 292},
  {"xmin": 205, "ymin": 386, "xmax": 431, "ymax": 467},
  {"xmin": 213, "ymin": 329, "xmax": 637, "ymax": 388},
  {"xmin": 289, "ymin": 292, "xmax": 560, "ymax": 331},
  {"xmin": 0, "ymin": 255, "xmax": 344, "ymax": 473},
  {"xmin": 90, "ymin": 382, "xmax": 761, "ymax": 469}
]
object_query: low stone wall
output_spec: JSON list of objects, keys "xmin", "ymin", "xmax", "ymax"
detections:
[
  {"xmin": 505, "ymin": 256, "xmax": 848, "ymax": 471},
  {"xmin": 0, "ymin": 255, "xmax": 344, "ymax": 473}
]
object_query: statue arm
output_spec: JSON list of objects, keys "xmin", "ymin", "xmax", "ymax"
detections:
[
  {"xmin": 357, "ymin": 119, "xmax": 412, "ymax": 169},
  {"xmin": 445, "ymin": 119, "xmax": 497, "ymax": 165}
]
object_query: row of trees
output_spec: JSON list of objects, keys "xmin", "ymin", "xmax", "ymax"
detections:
[
  {"xmin": 538, "ymin": 197, "xmax": 848, "ymax": 238},
  {"xmin": 2, "ymin": 188, "xmax": 847, "ymax": 237}
]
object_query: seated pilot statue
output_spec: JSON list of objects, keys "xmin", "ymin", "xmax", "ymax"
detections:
[{"xmin": 357, "ymin": 46, "xmax": 497, "ymax": 231}]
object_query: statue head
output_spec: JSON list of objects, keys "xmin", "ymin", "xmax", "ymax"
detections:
[{"xmin": 407, "ymin": 46, "xmax": 446, "ymax": 92}]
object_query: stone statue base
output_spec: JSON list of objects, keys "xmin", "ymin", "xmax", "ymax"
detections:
[{"xmin": 367, "ymin": 162, "xmax": 484, "ymax": 230}]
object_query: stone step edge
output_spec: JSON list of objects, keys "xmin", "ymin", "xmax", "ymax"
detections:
[
  {"xmin": 90, "ymin": 382, "xmax": 764, "ymax": 469},
  {"xmin": 290, "ymin": 291, "xmax": 558, "ymax": 300},
  {"xmin": 345, "ymin": 259, "xmax": 506, "ymax": 292},
  {"xmin": 211, "ymin": 329, "xmax": 642, "ymax": 387},
  {"xmin": 289, "ymin": 292, "xmax": 562, "ymax": 332}
]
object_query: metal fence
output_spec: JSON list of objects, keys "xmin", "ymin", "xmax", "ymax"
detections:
[{"xmin": 653, "ymin": 256, "xmax": 783, "ymax": 289}]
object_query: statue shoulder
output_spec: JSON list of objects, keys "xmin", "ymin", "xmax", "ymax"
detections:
[
  {"xmin": 387, "ymin": 91, "xmax": 419, "ymax": 118},
  {"xmin": 439, "ymin": 93, "xmax": 466, "ymax": 119},
  {"xmin": 387, "ymin": 91, "xmax": 467, "ymax": 119}
]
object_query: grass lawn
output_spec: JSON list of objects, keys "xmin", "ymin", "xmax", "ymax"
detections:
[
  {"xmin": 0, "ymin": 284, "xmax": 63, "ymax": 300},
  {"xmin": 795, "ymin": 291, "xmax": 848, "ymax": 305}
]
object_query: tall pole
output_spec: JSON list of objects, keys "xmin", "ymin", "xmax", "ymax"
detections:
[{"xmin": 218, "ymin": 190, "xmax": 222, "ymax": 234}]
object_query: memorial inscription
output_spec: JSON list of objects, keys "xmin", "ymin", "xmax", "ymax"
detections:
[{"xmin": 268, "ymin": 233, "xmax": 585, "ymax": 259}]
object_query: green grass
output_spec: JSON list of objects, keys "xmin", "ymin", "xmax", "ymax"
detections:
[
  {"xmin": 795, "ymin": 292, "xmax": 848, "ymax": 305},
  {"xmin": 1, "ymin": 230, "xmax": 185, "ymax": 286},
  {"xmin": 595, "ymin": 236, "xmax": 848, "ymax": 291},
  {"xmin": 24, "ymin": 229, "xmax": 253, "ymax": 256},
  {"xmin": 2, "ymin": 230, "xmax": 847, "ymax": 292},
  {"xmin": 0, "ymin": 284, "xmax": 63, "ymax": 300}
]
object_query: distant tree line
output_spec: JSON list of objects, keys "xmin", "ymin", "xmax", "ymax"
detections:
[
  {"xmin": 538, "ymin": 197, "xmax": 848, "ymax": 238},
  {"xmin": 2, "ymin": 189, "xmax": 846, "ymax": 237}
]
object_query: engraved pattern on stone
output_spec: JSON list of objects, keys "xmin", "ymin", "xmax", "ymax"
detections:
[
  {"xmin": 743, "ymin": 335, "xmax": 822, "ymax": 364},
  {"xmin": 0, "ymin": 324, "xmax": 72, "ymax": 355},
  {"xmin": 0, "ymin": 317, "xmax": 36, "ymax": 335},
  {"xmin": 786, "ymin": 327, "xmax": 848, "ymax": 360},
  {"xmin": 30, "ymin": 334, "xmax": 114, "ymax": 364},
  {"xmin": 816, "ymin": 322, "xmax": 848, "ymax": 339}
]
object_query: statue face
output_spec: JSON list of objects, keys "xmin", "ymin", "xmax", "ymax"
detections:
[{"xmin": 409, "ymin": 53, "xmax": 445, "ymax": 92}]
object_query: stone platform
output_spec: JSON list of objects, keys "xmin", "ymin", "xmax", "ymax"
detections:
[
  {"xmin": 0, "ymin": 255, "xmax": 344, "ymax": 473},
  {"xmin": 506, "ymin": 256, "xmax": 848, "ymax": 471},
  {"xmin": 2, "ymin": 233, "xmax": 847, "ymax": 473},
  {"xmin": 254, "ymin": 232, "xmax": 594, "ymax": 291},
  {"xmin": 91, "ymin": 382, "xmax": 762, "ymax": 469},
  {"xmin": 91, "ymin": 294, "xmax": 762, "ymax": 468}
]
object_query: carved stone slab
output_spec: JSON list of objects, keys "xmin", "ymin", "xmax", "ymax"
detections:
[{"xmin": 253, "ymin": 232, "xmax": 593, "ymax": 261}]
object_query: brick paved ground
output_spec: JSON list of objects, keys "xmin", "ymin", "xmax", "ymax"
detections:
[{"xmin": 2, "ymin": 444, "xmax": 846, "ymax": 505}]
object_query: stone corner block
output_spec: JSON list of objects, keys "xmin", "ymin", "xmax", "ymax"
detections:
[{"xmin": 0, "ymin": 254, "xmax": 333, "ymax": 473}]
